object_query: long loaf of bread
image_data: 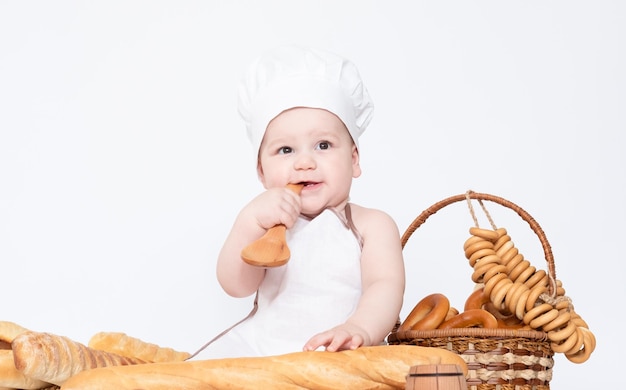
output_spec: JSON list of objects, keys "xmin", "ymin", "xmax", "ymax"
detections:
[
  {"xmin": 0, "ymin": 321, "xmax": 30, "ymax": 348},
  {"xmin": 1, "ymin": 322, "xmax": 54, "ymax": 390},
  {"xmin": 0, "ymin": 350, "xmax": 53, "ymax": 390},
  {"xmin": 12, "ymin": 331, "xmax": 146, "ymax": 386},
  {"xmin": 88, "ymin": 332, "xmax": 190, "ymax": 363},
  {"xmin": 61, "ymin": 345, "xmax": 467, "ymax": 390}
]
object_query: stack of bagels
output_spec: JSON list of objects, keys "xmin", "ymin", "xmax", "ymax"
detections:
[{"xmin": 398, "ymin": 289, "xmax": 526, "ymax": 334}]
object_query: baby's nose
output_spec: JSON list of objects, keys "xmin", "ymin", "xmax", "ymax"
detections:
[{"xmin": 294, "ymin": 152, "xmax": 316, "ymax": 169}]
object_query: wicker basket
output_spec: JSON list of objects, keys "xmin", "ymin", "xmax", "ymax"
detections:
[{"xmin": 388, "ymin": 192, "xmax": 556, "ymax": 390}]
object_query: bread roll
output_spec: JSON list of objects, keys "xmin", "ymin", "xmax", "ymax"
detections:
[
  {"xmin": 0, "ymin": 350, "xmax": 52, "ymax": 390},
  {"xmin": 88, "ymin": 332, "xmax": 190, "ymax": 363},
  {"xmin": 0, "ymin": 322, "xmax": 55, "ymax": 389},
  {"xmin": 61, "ymin": 345, "xmax": 467, "ymax": 390},
  {"xmin": 12, "ymin": 331, "xmax": 146, "ymax": 386},
  {"xmin": 0, "ymin": 321, "xmax": 30, "ymax": 346}
]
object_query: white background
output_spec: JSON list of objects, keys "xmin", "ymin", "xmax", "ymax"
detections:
[{"xmin": 1, "ymin": 1, "xmax": 623, "ymax": 388}]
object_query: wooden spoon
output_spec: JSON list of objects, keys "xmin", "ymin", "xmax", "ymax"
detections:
[{"xmin": 241, "ymin": 183, "xmax": 304, "ymax": 267}]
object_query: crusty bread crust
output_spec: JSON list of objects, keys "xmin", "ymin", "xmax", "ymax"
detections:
[
  {"xmin": 88, "ymin": 332, "xmax": 190, "ymax": 363},
  {"xmin": 61, "ymin": 345, "xmax": 467, "ymax": 390},
  {"xmin": 0, "ymin": 321, "xmax": 29, "ymax": 344},
  {"xmin": 0, "ymin": 349, "xmax": 52, "ymax": 390},
  {"xmin": 12, "ymin": 331, "xmax": 146, "ymax": 386}
]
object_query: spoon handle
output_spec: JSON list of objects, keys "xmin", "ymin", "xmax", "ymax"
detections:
[{"xmin": 240, "ymin": 183, "xmax": 303, "ymax": 267}]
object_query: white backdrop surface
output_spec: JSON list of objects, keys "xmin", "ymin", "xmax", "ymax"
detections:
[{"xmin": 1, "ymin": 1, "xmax": 624, "ymax": 388}]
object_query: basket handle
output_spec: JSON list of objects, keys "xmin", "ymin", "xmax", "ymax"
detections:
[{"xmin": 401, "ymin": 191, "xmax": 557, "ymax": 290}]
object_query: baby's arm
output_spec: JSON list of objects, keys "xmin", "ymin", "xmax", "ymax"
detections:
[
  {"xmin": 216, "ymin": 187, "xmax": 301, "ymax": 297},
  {"xmin": 303, "ymin": 205, "xmax": 405, "ymax": 351}
]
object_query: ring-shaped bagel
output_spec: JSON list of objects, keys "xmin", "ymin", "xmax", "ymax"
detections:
[
  {"xmin": 438, "ymin": 309, "xmax": 498, "ymax": 329},
  {"xmin": 556, "ymin": 282, "xmax": 566, "ymax": 297},
  {"xmin": 473, "ymin": 253, "xmax": 501, "ymax": 268},
  {"xmin": 504, "ymin": 282, "xmax": 526, "ymax": 314},
  {"xmin": 445, "ymin": 306, "xmax": 459, "ymax": 321},
  {"xmin": 529, "ymin": 308, "xmax": 560, "ymax": 329},
  {"xmin": 495, "ymin": 227, "xmax": 507, "ymax": 238},
  {"xmin": 523, "ymin": 303, "xmax": 553, "ymax": 325},
  {"xmin": 542, "ymin": 310, "xmax": 571, "ymax": 332},
  {"xmin": 464, "ymin": 287, "xmax": 490, "ymax": 311},
  {"xmin": 524, "ymin": 269, "xmax": 548, "ymax": 289},
  {"xmin": 504, "ymin": 253, "xmax": 524, "ymax": 273},
  {"xmin": 471, "ymin": 261, "xmax": 500, "ymax": 283},
  {"xmin": 500, "ymin": 246, "xmax": 520, "ymax": 264},
  {"xmin": 484, "ymin": 302, "xmax": 524, "ymax": 328},
  {"xmin": 555, "ymin": 300, "xmax": 571, "ymax": 311},
  {"xmin": 515, "ymin": 289, "xmax": 531, "ymax": 320},
  {"xmin": 483, "ymin": 264, "xmax": 508, "ymax": 282},
  {"xmin": 508, "ymin": 259, "xmax": 530, "ymax": 282},
  {"xmin": 468, "ymin": 248, "xmax": 497, "ymax": 266},
  {"xmin": 564, "ymin": 327, "xmax": 586, "ymax": 355},
  {"xmin": 463, "ymin": 235, "xmax": 484, "ymax": 250},
  {"xmin": 571, "ymin": 313, "xmax": 589, "ymax": 329},
  {"xmin": 484, "ymin": 272, "xmax": 508, "ymax": 298},
  {"xmin": 483, "ymin": 302, "xmax": 510, "ymax": 320},
  {"xmin": 495, "ymin": 239, "xmax": 513, "ymax": 256},
  {"xmin": 551, "ymin": 328, "xmax": 580, "ymax": 353},
  {"xmin": 565, "ymin": 342, "xmax": 593, "ymax": 363},
  {"xmin": 469, "ymin": 227, "xmax": 500, "ymax": 241},
  {"xmin": 547, "ymin": 320, "xmax": 577, "ymax": 343},
  {"xmin": 496, "ymin": 317, "xmax": 526, "ymax": 329},
  {"xmin": 513, "ymin": 264, "xmax": 537, "ymax": 284},
  {"xmin": 464, "ymin": 240, "xmax": 493, "ymax": 259},
  {"xmin": 565, "ymin": 327, "xmax": 596, "ymax": 363},
  {"xmin": 399, "ymin": 293, "xmax": 450, "ymax": 331},
  {"xmin": 491, "ymin": 278, "xmax": 514, "ymax": 308},
  {"xmin": 526, "ymin": 286, "xmax": 547, "ymax": 312}
]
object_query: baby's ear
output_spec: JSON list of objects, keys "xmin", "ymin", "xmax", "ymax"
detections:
[
  {"xmin": 351, "ymin": 145, "xmax": 362, "ymax": 178},
  {"xmin": 257, "ymin": 163, "xmax": 267, "ymax": 185}
]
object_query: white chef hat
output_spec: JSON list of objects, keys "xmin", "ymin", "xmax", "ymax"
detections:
[{"xmin": 237, "ymin": 45, "xmax": 374, "ymax": 158}]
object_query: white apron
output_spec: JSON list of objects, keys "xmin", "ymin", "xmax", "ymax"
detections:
[{"xmin": 192, "ymin": 206, "xmax": 362, "ymax": 359}]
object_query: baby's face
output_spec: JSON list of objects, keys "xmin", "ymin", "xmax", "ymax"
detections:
[{"xmin": 258, "ymin": 107, "xmax": 361, "ymax": 216}]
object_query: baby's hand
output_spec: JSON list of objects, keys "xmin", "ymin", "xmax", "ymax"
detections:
[
  {"xmin": 243, "ymin": 186, "xmax": 301, "ymax": 230},
  {"xmin": 303, "ymin": 324, "xmax": 370, "ymax": 352}
]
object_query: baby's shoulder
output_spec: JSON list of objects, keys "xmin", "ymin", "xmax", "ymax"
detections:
[
  {"xmin": 349, "ymin": 203, "xmax": 388, "ymax": 218},
  {"xmin": 348, "ymin": 203, "xmax": 398, "ymax": 232}
]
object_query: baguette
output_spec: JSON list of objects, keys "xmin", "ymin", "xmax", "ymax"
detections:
[
  {"xmin": 88, "ymin": 332, "xmax": 190, "ymax": 363},
  {"xmin": 61, "ymin": 345, "xmax": 467, "ymax": 390},
  {"xmin": 12, "ymin": 331, "xmax": 146, "ymax": 386},
  {"xmin": 0, "ymin": 321, "xmax": 30, "ymax": 348},
  {"xmin": 0, "ymin": 349, "xmax": 52, "ymax": 390},
  {"xmin": 0, "ymin": 322, "xmax": 54, "ymax": 389}
]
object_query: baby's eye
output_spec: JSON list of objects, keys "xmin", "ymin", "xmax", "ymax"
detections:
[
  {"xmin": 316, "ymin": 141, "xmax": 331, "ymax": 150},
  {"xmin": 277, "ymin": 146, "xmax": 293, "ymax": 155}
]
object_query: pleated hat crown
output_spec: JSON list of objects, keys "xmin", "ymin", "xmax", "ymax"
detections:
[{"xmin": 237, "ymin": 45, "xmax": 374, "ymax": 157}]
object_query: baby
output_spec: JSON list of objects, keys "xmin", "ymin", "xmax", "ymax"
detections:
[{"xmin": 194, "ymin": 45, "xmax": 405, "ymax": 359}]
